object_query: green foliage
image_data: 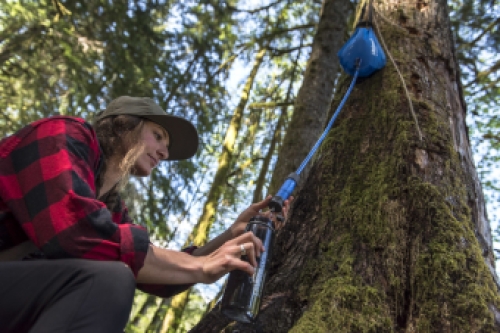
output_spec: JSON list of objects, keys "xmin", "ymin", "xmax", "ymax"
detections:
[
  {"xmin": 126, "ymin": 290, "xmax": 205, "ymax": 333},
  {"xmin": 1, "ymin": 1, "xmax": 236, "ymax": 330},
  {"xmin": 175, "ymin": 292, "xmax": 206, "ymax": 333},
  {"xmin": 217, "ymin": 0, "xmax": 321, "ymax": 211},
  {"xmin": 449, "ymin": 0, "xmax": 500, "ymax": 227},
  {"xmin": 0, "ymin": 0, "xmax": 238, "ymax": 221}
]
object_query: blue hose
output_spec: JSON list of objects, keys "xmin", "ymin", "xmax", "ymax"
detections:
[
  {"xmin": 296, "ymin": 66, "xmax": 360, "ymax": 175},
  {"xmin": 270, "ymin": 65, "xmax": 361, "ymax": 212}
]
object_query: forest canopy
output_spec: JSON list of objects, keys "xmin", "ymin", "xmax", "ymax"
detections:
[{"xmin": 0, "ymin": 0, "xmax": 498, "ymax": 332}]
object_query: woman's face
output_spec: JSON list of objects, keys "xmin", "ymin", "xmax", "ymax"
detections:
[{"xmin": 132, "ymin": 121, "xmax": 170, "ymax": 176}]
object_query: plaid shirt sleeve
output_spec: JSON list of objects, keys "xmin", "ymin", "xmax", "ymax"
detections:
[
  {"xmin": 0, "ymin": 117, "xmax": 150, "ymax": 276},
  {"xmin": 115, "ymin": 198, "xmax": 198, "ymax": 298}
]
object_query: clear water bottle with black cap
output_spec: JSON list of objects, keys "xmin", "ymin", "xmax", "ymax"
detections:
[{"xmin": 221, "ymin": 215, "xmax": 275, "ymax": 323}]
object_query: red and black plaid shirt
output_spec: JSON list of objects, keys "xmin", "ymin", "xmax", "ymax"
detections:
[{"xmin": 0, "ymin": 116, "xmax": 192, "ymax": 298}]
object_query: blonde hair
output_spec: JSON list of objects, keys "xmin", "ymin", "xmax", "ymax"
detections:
[{"xmin": 93, "ymin": 115, "xmax": 145, "ymax": 200}]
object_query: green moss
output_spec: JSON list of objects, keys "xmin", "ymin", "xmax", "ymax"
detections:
[
  {"xmin": 292, "ymin": 266, "xmax": 393, "ymax": 333},
  {"xmin": 287, "ymin": 22, "xmax": 500, "ymax": 330},
  {"xmin": 406, "ymin": 182, "xmax": 498, "ymax": 331}
]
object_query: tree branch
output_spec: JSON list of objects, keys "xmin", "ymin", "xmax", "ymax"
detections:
[
  {"xmin": 258, "ymin": 24, "xmax": 316, "ymax": 41},
  {"xmin": 227, "ymin": 157, "xmax": 264, "ymax": 179},
  {"xmin": 227, "ymin": 0, "xmax": 283, "ymax": 14},
  {"xmin": 464, "ymin": 59, "xmax": 500, "ymax": 88},
  {"xmin": 247, "ymin": 101, "xmax": 294, "ymax": 109},
  {"xmin": 206, "ymin": 45, "xmax": 250, "ymax": 85},
  {"xmin": 460, "ymin": 17, "xmax": 500, "ymax": 49},
  {"xmin": 269, "ymin": 43, "xmax": 312, "ymax": 56}
]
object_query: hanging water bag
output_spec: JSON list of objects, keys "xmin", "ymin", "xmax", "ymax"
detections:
[{"xmin": 338, "ymin": 26, "xmax": 386, "ymax": 78}]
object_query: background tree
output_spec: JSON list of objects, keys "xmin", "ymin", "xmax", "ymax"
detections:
[
  {"xmin": 159, "ymin": 46, "xmax": 268, "ymax": 333},
  {"xmin": 268, "ymin": 0, "xmax": 353, "ymax": 194},
  {"xmin": 143, "ymin": 1, "xmax": 324, "ymax": 330},
  {"xmin": 448, "ymin": 0, "xmax": 500, "ymax": 235}
]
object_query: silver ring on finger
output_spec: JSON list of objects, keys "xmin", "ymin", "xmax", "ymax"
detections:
[{"xmin": 240, "ymin": 244, "xmax": 246, "ymax": 256}]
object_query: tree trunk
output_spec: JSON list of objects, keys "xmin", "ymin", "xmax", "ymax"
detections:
[
  {"xmin": 159, "ymin": 47, "xmax": 268, "ymax": 333},
  {"xmin": 191, "ymin": 0, "xmax": 500, "ymax": 332},
  {"xmin": 253, "ymin": 45, "xmax": 303, "ymax": 203},
  {"xmin": 268, "ymin": 0, "xmax": 352, "ymax": 194}
]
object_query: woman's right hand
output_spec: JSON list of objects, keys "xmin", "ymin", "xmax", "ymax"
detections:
[{"xmin": 199, "ymin": 231, "xmax": 264, "ymax": 284}]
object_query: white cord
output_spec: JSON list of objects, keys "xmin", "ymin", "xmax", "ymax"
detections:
[{"xmin": 372, "ymin": 8, "xmax": 424, "ymax": 141}]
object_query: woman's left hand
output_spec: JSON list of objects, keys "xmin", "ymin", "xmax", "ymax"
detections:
[{"xmin": 230, "ymin": 195, "xmax": 294, "ymax": 238}]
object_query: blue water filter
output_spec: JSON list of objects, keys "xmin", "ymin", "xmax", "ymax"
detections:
[
  {"xmin": 337, "ymin": 26, "xmax": 386, "ymax": 78},
  {"xmin": 268, "ymin": 172, "xmax": 299, "ymax": 213}
]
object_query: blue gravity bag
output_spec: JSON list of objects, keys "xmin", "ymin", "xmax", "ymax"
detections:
[{"xmin": 338, "ymin": 26, "xmax": 386, "ymax": 78}]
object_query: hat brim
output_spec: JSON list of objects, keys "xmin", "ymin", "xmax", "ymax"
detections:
[{"xmin": 140, "ymin": 114, "xmax": 198, "ymax": 161}]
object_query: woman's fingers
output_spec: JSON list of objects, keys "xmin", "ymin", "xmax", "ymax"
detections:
[
  {"xmin": 235, "ymin": 195, "xmax": 293, "ymax": 228},
  {"xmin": 227, "ymin": 257, "xmax": 255, "ymax": 276},
  {"xmin": 229, "ymin": 232, "xmax": 264, "ymax": 273},
  {"xmin": 233, "ymin": 231, "xmax": 264, "ymax": 254},
  {"xmin": 237, "ymin": 241, "xmax": 259, "ymax": 267},
  {"xmin": 235, "ymin": 196, "xmax": 272, "ymax": 224},
  {"xmin": 203, "ymin": 196, "xmax": 296, "ymax": 283},
  {"xmin": 251, "ymin": 196, "xmax": 272, "ymax": 213},
  {"xmin": 275, "ymin": 195, "xmax": 294, "ymax": 230},
  {"xmin": 202, "ymin": 231, "xmax": 267, "ymax": 282},
  {"xmin": 282, "ymin": 196, "xmax": 294, "ymax": 216}
]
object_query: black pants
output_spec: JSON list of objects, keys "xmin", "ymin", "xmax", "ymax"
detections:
[{"xmin": 0, "ymin": 259, "xmax": 136, "ymax": 333}]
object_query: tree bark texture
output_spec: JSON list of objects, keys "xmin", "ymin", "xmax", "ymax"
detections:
[{"xmin": 190, "ymin": 0, "xmax": 500, "ymax": 332}]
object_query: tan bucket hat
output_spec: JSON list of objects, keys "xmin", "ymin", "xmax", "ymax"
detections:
[{"xmin": 95, "ymin": 96, "xmax": 198, "ymax": 161}]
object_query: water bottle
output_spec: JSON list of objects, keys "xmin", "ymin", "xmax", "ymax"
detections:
[{"xmin": 221, "ymin": 215, "xmax": 275, "ymax": 323}]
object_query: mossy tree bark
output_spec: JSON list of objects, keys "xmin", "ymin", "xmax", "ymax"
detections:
[{"xmin": 190, "ymin": 0, "xmax": 500, "ymax": 332}]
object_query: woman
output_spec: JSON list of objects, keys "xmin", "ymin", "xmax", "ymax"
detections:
[{"xmin": 0, "ymin": 96, "xmax": 291, "ymax": 333}]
